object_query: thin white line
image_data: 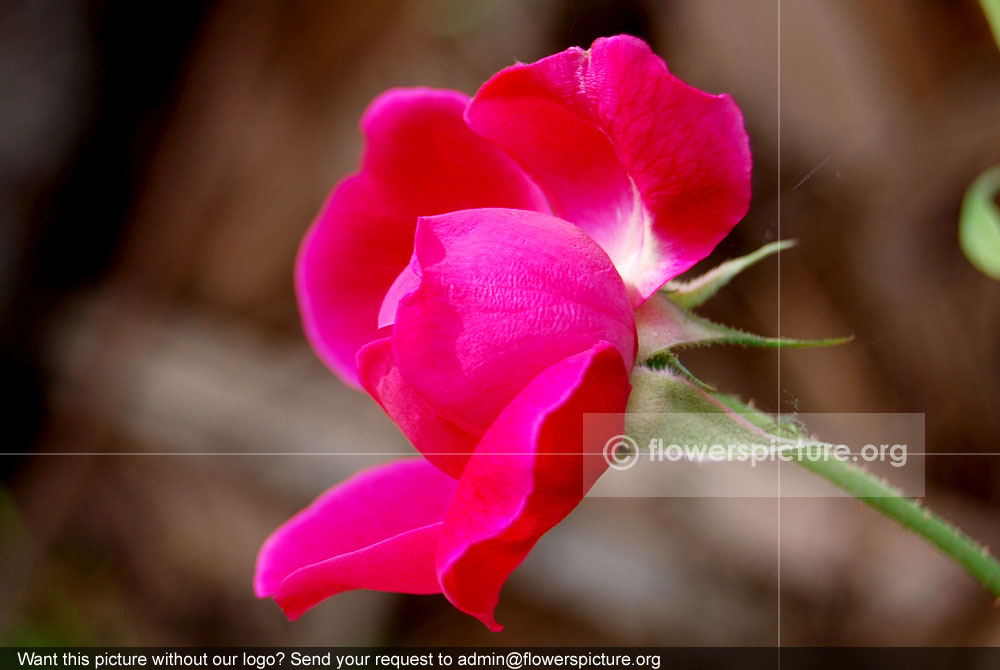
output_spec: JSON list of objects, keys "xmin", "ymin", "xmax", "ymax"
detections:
[
  {"xmin": 2, "ymin": 453, "xmax": 419, "ymax": 457},
  {"xmin": 777, "ymin": 0, "xmax": 783, "ymax": 654},
  {"xmin": 790, "ymin": 155, "xmax": 832, "ymax": 192},
  {"xmin": 0, "ymin": 452, "xmax": 572, "ymax": 456},
  {"xmin": 0, "ymin": 451, "xmax": 989, "ymax": 456}
]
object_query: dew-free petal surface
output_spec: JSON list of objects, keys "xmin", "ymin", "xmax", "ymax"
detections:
[
  {"xmin": 298, "ymin": 88, "xmax": 549, "ymax": 388},
  {"xmin": 254, "ymin": 459, "xmax": 458, "ymax": 619},
  {"xmin": 435, "ymin": 342, "xmax": 631, "ymax": 630},
  {"xmin": 357, "ymin": 338, "xmax": 479, "ymax": 479},
  {"xmin": 391, "ymin": 208, "xmax": 636, "ymax": 435},
  {"xmin": 466, "ymin": 35, "xmax": 751, "ymax": 303}
]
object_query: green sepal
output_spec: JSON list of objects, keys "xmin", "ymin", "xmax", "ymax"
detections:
[
  {"xmin": 662, "ymin": 239, "xmax": 795, "ymax": 309},
  {"xmin": 625, "ymin": 365, "xmax": 792, "ymax": 449},
  {"xmin": 635, "ymin": 292, "xmax": 851, "ymax": 364},
  {"xmin": 626, "ymin": 366, "xmax": 808, "ymax": 451},
  {"xmin": 643, "ymin": 351, "xmax": 717, "ymax": 393},
  {"xmin": 629, "ymin": 239, "xmax": 1000, "ymax": 599}
]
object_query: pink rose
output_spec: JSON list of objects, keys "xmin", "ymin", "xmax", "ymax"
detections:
[{"xmin": 254, "ymin": 35, "xmax": 750, "ymax": 631}]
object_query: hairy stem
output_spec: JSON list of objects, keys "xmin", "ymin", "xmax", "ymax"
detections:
[{"xmin": 790, "ymin": 444, "xmax": 1000, "ymax": 598}]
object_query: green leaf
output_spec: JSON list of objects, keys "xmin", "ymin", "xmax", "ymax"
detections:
[
  {"xmin": 982, "ymin": 0, "xmax": 1000, "ymax": 50},
  {"xmin": 635, "ymin": 292, "xmax": 851, "ymax": 364},
  {"xmin": 959, "ymin": 164, "xmax": 1000, "ymax": 280},
  {"xmin": 625, "ymin": 366, "xmax": 1000, "ymax": 598},
  {"xmin": 663, "ymin": 239, "xmax": 795, "ymax": 309}
]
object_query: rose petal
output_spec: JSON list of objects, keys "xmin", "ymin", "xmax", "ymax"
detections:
[
  {"xmin": 297, "ymin": 87, "xmax": 549, "ymax": 388},
  {"xmin": 391, "ymin": 208, "xmax": 636, "ymax": 436},
  {"xmin": 377, "ymin": 263, "xmax": 420, "ymax": 329},
  {"xmin": 357, "ymin": 338, "xmax": 479, "ymax": 479},
  {"xmin": 254, "ymin": 459, "xmax": 458, "ymax": 619},
  {"xmin": 271, "ymin": 523, "xmax": 444, "ymax": 621},
  {"xmin": 435, "ymin": 342, "xmax": 631, "ymax": 631},
  {"xmin": 466, "ymin": 35, "xmax": 751, "ymax": 303}
]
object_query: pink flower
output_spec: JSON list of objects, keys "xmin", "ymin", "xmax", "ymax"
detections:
[{"xmin": 255, "ymin": 35, "xmax": 750, "ymax": 631}]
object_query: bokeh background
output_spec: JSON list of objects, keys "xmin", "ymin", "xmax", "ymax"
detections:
[{"xmin": 2, "ymin": 0, "xmax": 1000, "ymax": 646}]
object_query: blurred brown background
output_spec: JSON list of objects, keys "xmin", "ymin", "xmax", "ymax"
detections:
[{"xmin": 2, "ymin": 0, "xmax": 999, "ymax": 646}]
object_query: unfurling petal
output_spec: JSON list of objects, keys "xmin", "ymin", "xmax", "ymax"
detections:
[
  {"xmin": 466, "ymin": 35, "xmax": 751, "ymax": 303},
  {"xmin": 390, "ymin": 208, "xmax": 636, "ymax": 436},
  {"xmin": 254, "ymin": 459, "xmax": 457, "ymax": 619},
  {"xmin": 357, "ymin": 338, "xmax": 479, "ymax": 479},
  {"xmin": 436, "ymin": 342, "xmax": 631, "ymax": 631},
  {"xmin": 297, "ymin": 88, "xmax": 549, "ymax": 388}
]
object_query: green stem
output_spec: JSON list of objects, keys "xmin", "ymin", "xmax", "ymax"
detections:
[
  {"xmin": 633, "ymin": 367, "xmax": 1000, "ymax": 600},
  {"xmin": 790, "ymin": 445, "xmax": 1000, "ymax": 598}
]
